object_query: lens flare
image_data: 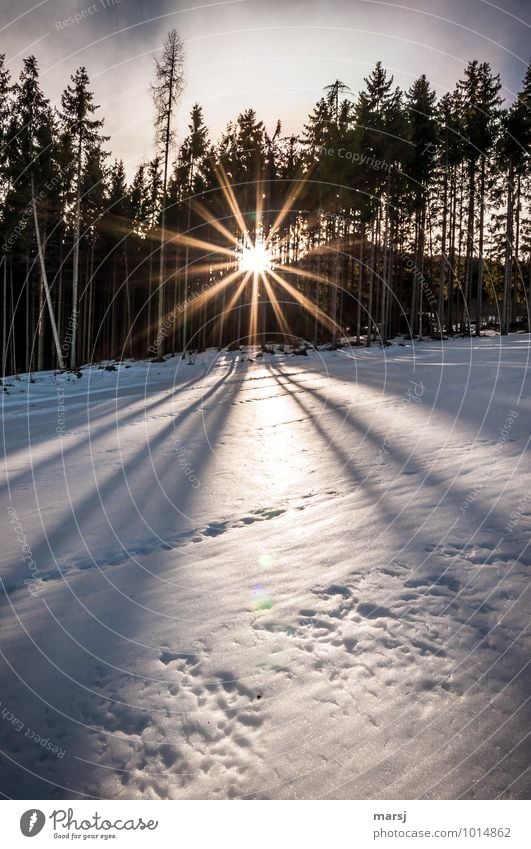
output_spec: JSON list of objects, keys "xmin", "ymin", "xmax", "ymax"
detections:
[{"xmin": 251, "ymin": 583, "xmax": 273, "ymax": 611}]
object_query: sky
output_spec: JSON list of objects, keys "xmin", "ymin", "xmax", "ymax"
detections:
[{"xmin": 1, "ymin": 0, "xmax": 530, "ymax": 177}]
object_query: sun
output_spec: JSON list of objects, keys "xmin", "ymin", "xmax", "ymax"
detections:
[
  {"xmin": 238, "ymin": 239, "xmax": 272, "ymax": 274},
  {"xmin": 163, "ymin": 164, "xmax": 336, "ymax": 348}
]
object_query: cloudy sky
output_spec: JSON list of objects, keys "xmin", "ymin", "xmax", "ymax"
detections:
[{"xmin": 2, "ymin": 0, "xmax": 529, "ymax": 176}]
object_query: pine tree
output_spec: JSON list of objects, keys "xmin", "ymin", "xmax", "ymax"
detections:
[
  {"xmin": 102, "ymin": 159, "xmax": 132, "ymax": 358},
  {"xmin": 130, "ymin": 162, "xmax": 149, "ymax": 236},
  {"xmin": 169, "ymin": 103, "xmax": 213, "ymax": 351},
  {"xmin": 324, "ymin": 80, "xmax": 352, "ymax": 127},
  {"xmin": 458, "ymin": 60, "xmax": 502, "ymax": 334},
  {"xmin": 10, "ymin": 56, "xmax": 63, "ymax": 370},
  {"xmin": 497, "ymin": 61, "xmax": 531, "ymax": 332},
  {"xmin": 79, "ymin": 146, "xmax": 107, "ymax": 363},
  {"xmin": 151, "ymin": 29, "xmax": 185, "ymax": 357},
  {"xmin": 60, "ymin": 66, "xmax": 107, "ymax": 368},
  {"xmin": 0, "ymin": 53, "xmax": 11, "ymax": 183},
  {"xmin": 302, "ymin": 96, "xmax": 333, "ymax": 162},
  {"xmin": 0, "ymin": 54, "xmax": 12, "ymax": 375},
  {"xmin": 437, "ymin": 90, "xmax": 464, "ymax": 335},
  {"xmin": 353, "ymin": 62, "xmax": 399, "ymax": 345},
  {"xmin": 406, "ymin": 74, "xmax": 438, "ymax": 337}
]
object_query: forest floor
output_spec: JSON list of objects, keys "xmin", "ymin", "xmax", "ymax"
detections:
[{"xmin": 1, "ymin": 334, "xmax": 530, "ymax": 799}]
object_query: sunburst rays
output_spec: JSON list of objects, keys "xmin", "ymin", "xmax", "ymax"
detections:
[{"xmin": 149, "ymin": 164, "xmax": 338, "ymax": 351}]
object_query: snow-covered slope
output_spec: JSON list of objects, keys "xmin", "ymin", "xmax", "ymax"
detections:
[{"xmin": 1, "ymin": 335, "xmax": 530, "ymax": 799}]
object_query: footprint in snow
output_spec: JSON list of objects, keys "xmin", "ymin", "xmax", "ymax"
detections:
[{"xmin": 356, "ymin": 602, "xmax": 395, "ymax": 620}]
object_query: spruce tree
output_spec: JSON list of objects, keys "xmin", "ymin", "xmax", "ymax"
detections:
[
  {"xmin": 458, "ymin": 60, "xmax": 501, "ymax": 334},
  {"xmin": 10, "ymin": 56, "xmax": 63, "ymax": 369},
  {"xmin": 406, "ymin": 74, "xmax": 438, "ymax": 337},
  {"xmin": 151, "ymin": 29, "xmax": 185, "ymax": 357},
  {"xmin": 60, "ymin": 66, "xmax": 107, "ymax": 368}
]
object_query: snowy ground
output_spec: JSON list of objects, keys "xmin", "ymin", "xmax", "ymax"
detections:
[{"xmin": 1, "ymin": 335, "xmax": 530, "ymax": 800}]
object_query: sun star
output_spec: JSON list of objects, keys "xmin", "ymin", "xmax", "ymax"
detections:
[
  {"xmin": 238, "ymin": 239, "xmax": 273, "ymax": 274},
  {"xmin": 154, "ymin": 164, "xmax": 337, "ymax": 349}
]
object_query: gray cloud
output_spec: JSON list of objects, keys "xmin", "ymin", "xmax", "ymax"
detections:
[{"xmin": 2, "ymin": 0, "xmax": 529, "ymax": 177}]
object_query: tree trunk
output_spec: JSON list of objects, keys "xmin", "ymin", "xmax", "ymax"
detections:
[
  {"xmin": 462, "ymin": 160, "xmax": 475, "ymax": 334},
  {"xmin": 438, "ymin": 154, "xmax": 449, "ymax": 337},
  {"xmin": 366, "ymin": 218, "xmax": 376, "ymax": 347},
  {"xmin": 356, "ymin": 227, "xmax": 363, "ymax": 345},
  {"xmin": 156, "ymin": 53, "xmax": 178, "ymax": 356},
  {"xmin": 2, "ymin": 257, "xmax": 7, "ymax": 377},
  {"xmin": 475, "ymin": 159, "xmax": 486, "ymax": 336},
  {"xmin": 124, "ymin": 244, "xmax": 132, "ymax": 358},
  {"xmin": 31, "ymin": 176, "xmax": 65, "ymax": 370},
  {"xmin": 502, "ymin": 166, "xmax": 514, "ymax": 335},
  {"xmin": 70, "ymin": 151, "xmax": 82, "ymax": 369}
]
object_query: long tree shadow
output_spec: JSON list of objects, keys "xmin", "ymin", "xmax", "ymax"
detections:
[
  {"xmin": 301, "ymin": 340, "xmax": 529, "ymax": 439},
  {"xmin": 260, "ymin": 362, "xmax": 530, "ymax": 801},
  {"xmin": 5, "ymin": 357, "xmax": 244, "ymax": 590},
  {"xmin": 273, "ymin": 361, "xmax": 530, "ymax": 636},
  {"xmin": 0, "ymin": 361, "xmax": 249, "ymax": 799},
  {"xmin": 3, "ymin": 361, "xmax": 230, "ymax": 494},
  {"xmin": 272, "ymin": 362, "xmax": 525, "ymax": 549},
  {"xmin": 270, "ymin": 363, "xmax": 529, "ymax": 636},
  {"xmin": 1, "ymin": 356, "xmax": 528, "ymax": 801},
  {"xmin": 265, "ymin": 363, "xmax": 418, "ymax": 539}
]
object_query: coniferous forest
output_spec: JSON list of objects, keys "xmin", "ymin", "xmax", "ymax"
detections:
[
  {"xmin": 2, "ymin": 4, "xmax": 531, "ymax": 810},
  {"xmin": 1, "ymin": 31, "xmax": 530, "ymax": 375}
]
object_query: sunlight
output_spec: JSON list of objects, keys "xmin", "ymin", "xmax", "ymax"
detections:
[
  {"xmin": 155, "ymin": 166, "xmax": 339, "ymax": 350},
  {"xmin": 238, "ymin": 239, "xmax": 273, "ymax": 274}
]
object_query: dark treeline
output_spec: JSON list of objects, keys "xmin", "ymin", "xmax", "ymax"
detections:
[{"xmin": 1, "ymin": 31, "xmax": 530, "ymax": 374}]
